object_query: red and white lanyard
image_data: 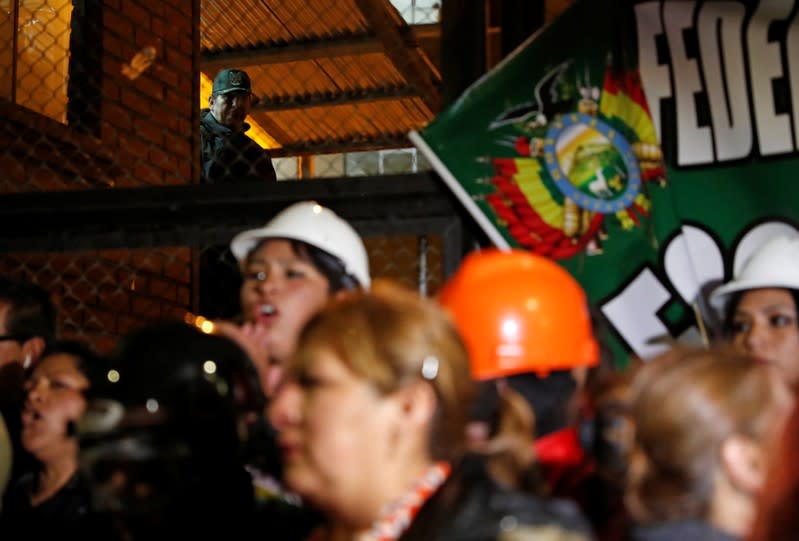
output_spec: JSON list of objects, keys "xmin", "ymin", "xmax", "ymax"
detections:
[
  {"xmin": 307, "ymin": 461, "xmax": 451, "ymax": 541},
  {"xmin": 356, "ymin": 461, "xmax": 451, "ymax": 541}
]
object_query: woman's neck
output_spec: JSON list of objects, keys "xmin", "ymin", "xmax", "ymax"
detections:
[
  {"xmin": 31, "ymin": 451, "xmax": 78, "ymax": 506},
  {"xmin": 708, "ymin": 481, "xmax": 754, "ymax": 538},
  {"xmin": 329, "ymin": 457, "xmax": 442, "ymax": 540},
  {"xmin": 326, "ymin": 523, "xmax": 357, "ymax": 541}
]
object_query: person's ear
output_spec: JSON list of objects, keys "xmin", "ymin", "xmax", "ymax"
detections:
[
  {"xmin": 332, "ymin": 287, "xmax": 362, "ymax": 302},
  {"xmin": 208, "ymin": 93, "xmax": 215, "ymax": 108},
  {"xmin": 466, "ymin": 421, "xmax": 491, "ymax": 445},
  {"xmin": 382, "ymin": 380, "xmax": 437, "ymax": 458},
  {"xmin": 394, "ymin": 380, "xmax": 437, "ymax": 429},
  {"xmin": 571, "ymin": 365, "xmax": 589, "ymax": 389},
  {"xmin": 332, "ymin": 289, "xmax": 349, "ymax": 301},
  {"xmin": 720, "ymin": 434, "xmax": 766, "ymax": 494},
  {"xmin": 21, "ymin": 336, "xmax": 45, "ymax": 369}
]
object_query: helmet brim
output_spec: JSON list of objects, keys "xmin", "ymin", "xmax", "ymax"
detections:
[
  {"xmin": 709, "ymin": 278, "xmax": 799, "ymax": 312},
  {"xmin": 230, "ymin": 225, "xmax": 306, "ymax": 263}
]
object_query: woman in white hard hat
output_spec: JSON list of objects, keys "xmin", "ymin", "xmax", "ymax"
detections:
[
  {"xmin": 217, "ymin": 200, "xmax": 370, "ymax": 397},
  {"xmin": 214, "ymin": 201, "xmax": 370, "ymax": 540},
  {"xmin": 709, "ymin": 235, "xmax": 799, "ymax": 383}
]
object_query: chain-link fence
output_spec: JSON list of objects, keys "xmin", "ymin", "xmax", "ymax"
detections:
[
  {"xmin": 0, "ymin": 247, "xmax": 192, "ymax": 353},
  {"xmin": 198, "ymin": 233, "xmax": 445, "ymax": 320},
  {"xmin": 0, "ymin": 232, "xmax": 446, "ymax": 354},
  {"xmin": 2, "ymin": 0, "xmax": 195, "ymax": 191},
  {"xmin": 0, "ymin": 0, "xmax": 462, "ymax": 353}
]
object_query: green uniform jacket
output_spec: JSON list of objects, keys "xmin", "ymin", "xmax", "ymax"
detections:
[{"xmin": 200, "ymin": 109, "xmax": 277, "ymax": 183}]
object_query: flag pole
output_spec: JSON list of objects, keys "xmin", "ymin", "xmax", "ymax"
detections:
[
  {"xmin": 692, "ymin": 302, "xmax": 710, "ymax": 349},
  {"xmin": 409, "ymin": 130, "xmax": 512, "ymax": 250}
]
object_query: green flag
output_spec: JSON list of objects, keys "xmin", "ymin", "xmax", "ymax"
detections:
[{"xmin": 411, "ymin": 0, "xmax": 799, "ymax": 365}]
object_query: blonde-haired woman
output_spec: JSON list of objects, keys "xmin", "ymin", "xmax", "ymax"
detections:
[
  {"xmin": 270, "ymin": 280, "xmax": 591, "ymax": 541},
  {"xmin": 626, "ymin": 347, "xmax": 794, "ymax": 541}
]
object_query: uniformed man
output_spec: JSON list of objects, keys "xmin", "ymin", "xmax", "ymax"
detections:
[{"xmin": 200, "ymin": 68, "xmax": 277, "ymax": 183}]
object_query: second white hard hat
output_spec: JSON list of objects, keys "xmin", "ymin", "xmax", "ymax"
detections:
[{"xmin": 709, "ymin": 235, "xmax": 799, "ymax": 311}]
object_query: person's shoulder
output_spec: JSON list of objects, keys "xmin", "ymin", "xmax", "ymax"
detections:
[
  {"xmin": 237, "ymin": 130, "xmax": 263, "ymax": 145},
  {"xmin": 482, "ymin": 481, "xmax": 593, "ymax": 537},
  {"xmin": 238, "ymin": 133, "xmax": 274, "ymax": 157},
  {"xmin": 631, "ymin": 520, "xmax": 737, "ymax": 541},
  {"xmin": 200, "ymin": 109, "xmax": 212, "ymax": 126},
  {"xmin": 413, "ymin": 456, "xmax": 594, "ymax": 541}
]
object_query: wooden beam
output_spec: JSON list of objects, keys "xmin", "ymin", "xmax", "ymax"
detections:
[
  {"xmin": 352, "ymin": 0, "xmax": 441, "ymax": 112},
  {"xmin": 201, "ymin": 24, "xmax": 447, "ymax": 72},
  {"xmin": 200, "ymin": 32, "xmax": 382, "ymax": 72},
  {"xmin": 253, "ymin": 84, "xmax": 418, "ymax": 112},
  {"xmin": 269, "ymin": 132, "xmax": 413, "ymax": 158}
]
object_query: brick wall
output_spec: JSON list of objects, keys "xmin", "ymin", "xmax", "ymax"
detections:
[
  {"xmin": 0, "ymin": 248, "xmax": 193, "ymax": 354},
  {"xmin": 101, "ymin": 0, "xmax": 198, "ymax": 187},
  {"xmin": 0, "ymin": 0, "xmax": 200, "ymax": 351},
  {"xmin": 0, "ymin": 0, "xmax": 198, "ymax": 192}
]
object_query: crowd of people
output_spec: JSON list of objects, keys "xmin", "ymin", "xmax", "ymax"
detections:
[
  {"xmin": 0, "ymin": 196, "xmax": 795, "ymax": 540},
  {"xmin": 1, "ymin": 90, "xmax": 798, "ymax": 538}
]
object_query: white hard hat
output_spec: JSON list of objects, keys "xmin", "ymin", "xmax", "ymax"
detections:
[
  {"xmin": 230, "ymin": 201, "xmax": 370, "ymax": 288},
  {"xmin": 709, "ymin": 235, "xmax": 799, "ymax": 311}
]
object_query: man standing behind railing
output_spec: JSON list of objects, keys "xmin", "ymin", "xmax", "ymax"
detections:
[{"xmin": 200, "ymin": 68, "xmax": 277, "ymax": 183}]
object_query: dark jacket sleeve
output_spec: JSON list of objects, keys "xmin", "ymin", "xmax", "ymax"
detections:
[
  {"xmin": 251, "ymin": 143, "xmax": 278, "ymax": 182},
  {"xmin": 201, "ymin": 128, "xmax": 277, "ymax": 183},
  {"xmin": 228, "ymin": 132, "xmax": 277, "ymax": 182},
  {"xmin": 400, "ymin": 455, "xmax": 595, "ymax": 541}
]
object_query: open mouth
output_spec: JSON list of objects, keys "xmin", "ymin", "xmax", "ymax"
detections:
[
  {"xmin": 254, "ymin": 303, "xmax": 278, "ymax": 324},
  {"xmin": 278, "ymin": 439, "xmax": 300, "ymax": 460},
  {"xmin": 21, "ymin": 407, "xmax": 42, "ymax": 426},
  {"xmin": 753, "ymin": 356, "xmax": 775, "ymax": 366}
]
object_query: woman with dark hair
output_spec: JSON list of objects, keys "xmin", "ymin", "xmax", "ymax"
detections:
[
  {"xmin": 437, "ymin": 248, "xmax": 600, "ymax": 496},
  {"xmin": 215, "ymin": 201, "xmax": 371, "ymax": 540},
  {"xmin": 217, "ymin": 200, "xmax": 370, "ymax": 398},
  {"xmin": 439, "ymin": 248, "xmax": 629, "ymax": 540},
  {"xmin": 0, "ymin": 340, "xmax": 108, "ymax": 535},
  {"xmin": 710, "ymin": 235, "xmax": 799, "ymax": 384},
  {"xmin": 626, "ymin": 346, "xmax": 794, "ymax": 541}
]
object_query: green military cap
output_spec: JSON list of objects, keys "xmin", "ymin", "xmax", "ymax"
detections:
[{"xmin": 212, "ymin": 68, "xmax": 253, "ymax": 95}]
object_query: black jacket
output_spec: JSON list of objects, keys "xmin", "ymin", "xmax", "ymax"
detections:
[
  {"xmin": 200, "ymin": 110, "xmax": 277, "ymax": 183},
  {"xmin": 0, "ymin": 471, "xmax": 115, "ymax": 537},
  {"xmin": 400, "ymin": 455, "xmax": 594, "ymax": 541},
  {"xmin": 0, "ymin": 365, "xmax": 35, "ymax": 493},
  {"xmin": 630, "ymin": 520, "xmax": 739, "ymax": 541}
]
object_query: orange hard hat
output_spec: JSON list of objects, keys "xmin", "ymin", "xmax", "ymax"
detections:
[{"xmin": 438, "ymin": 248, "xmax": 599, "ymax": 380}]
